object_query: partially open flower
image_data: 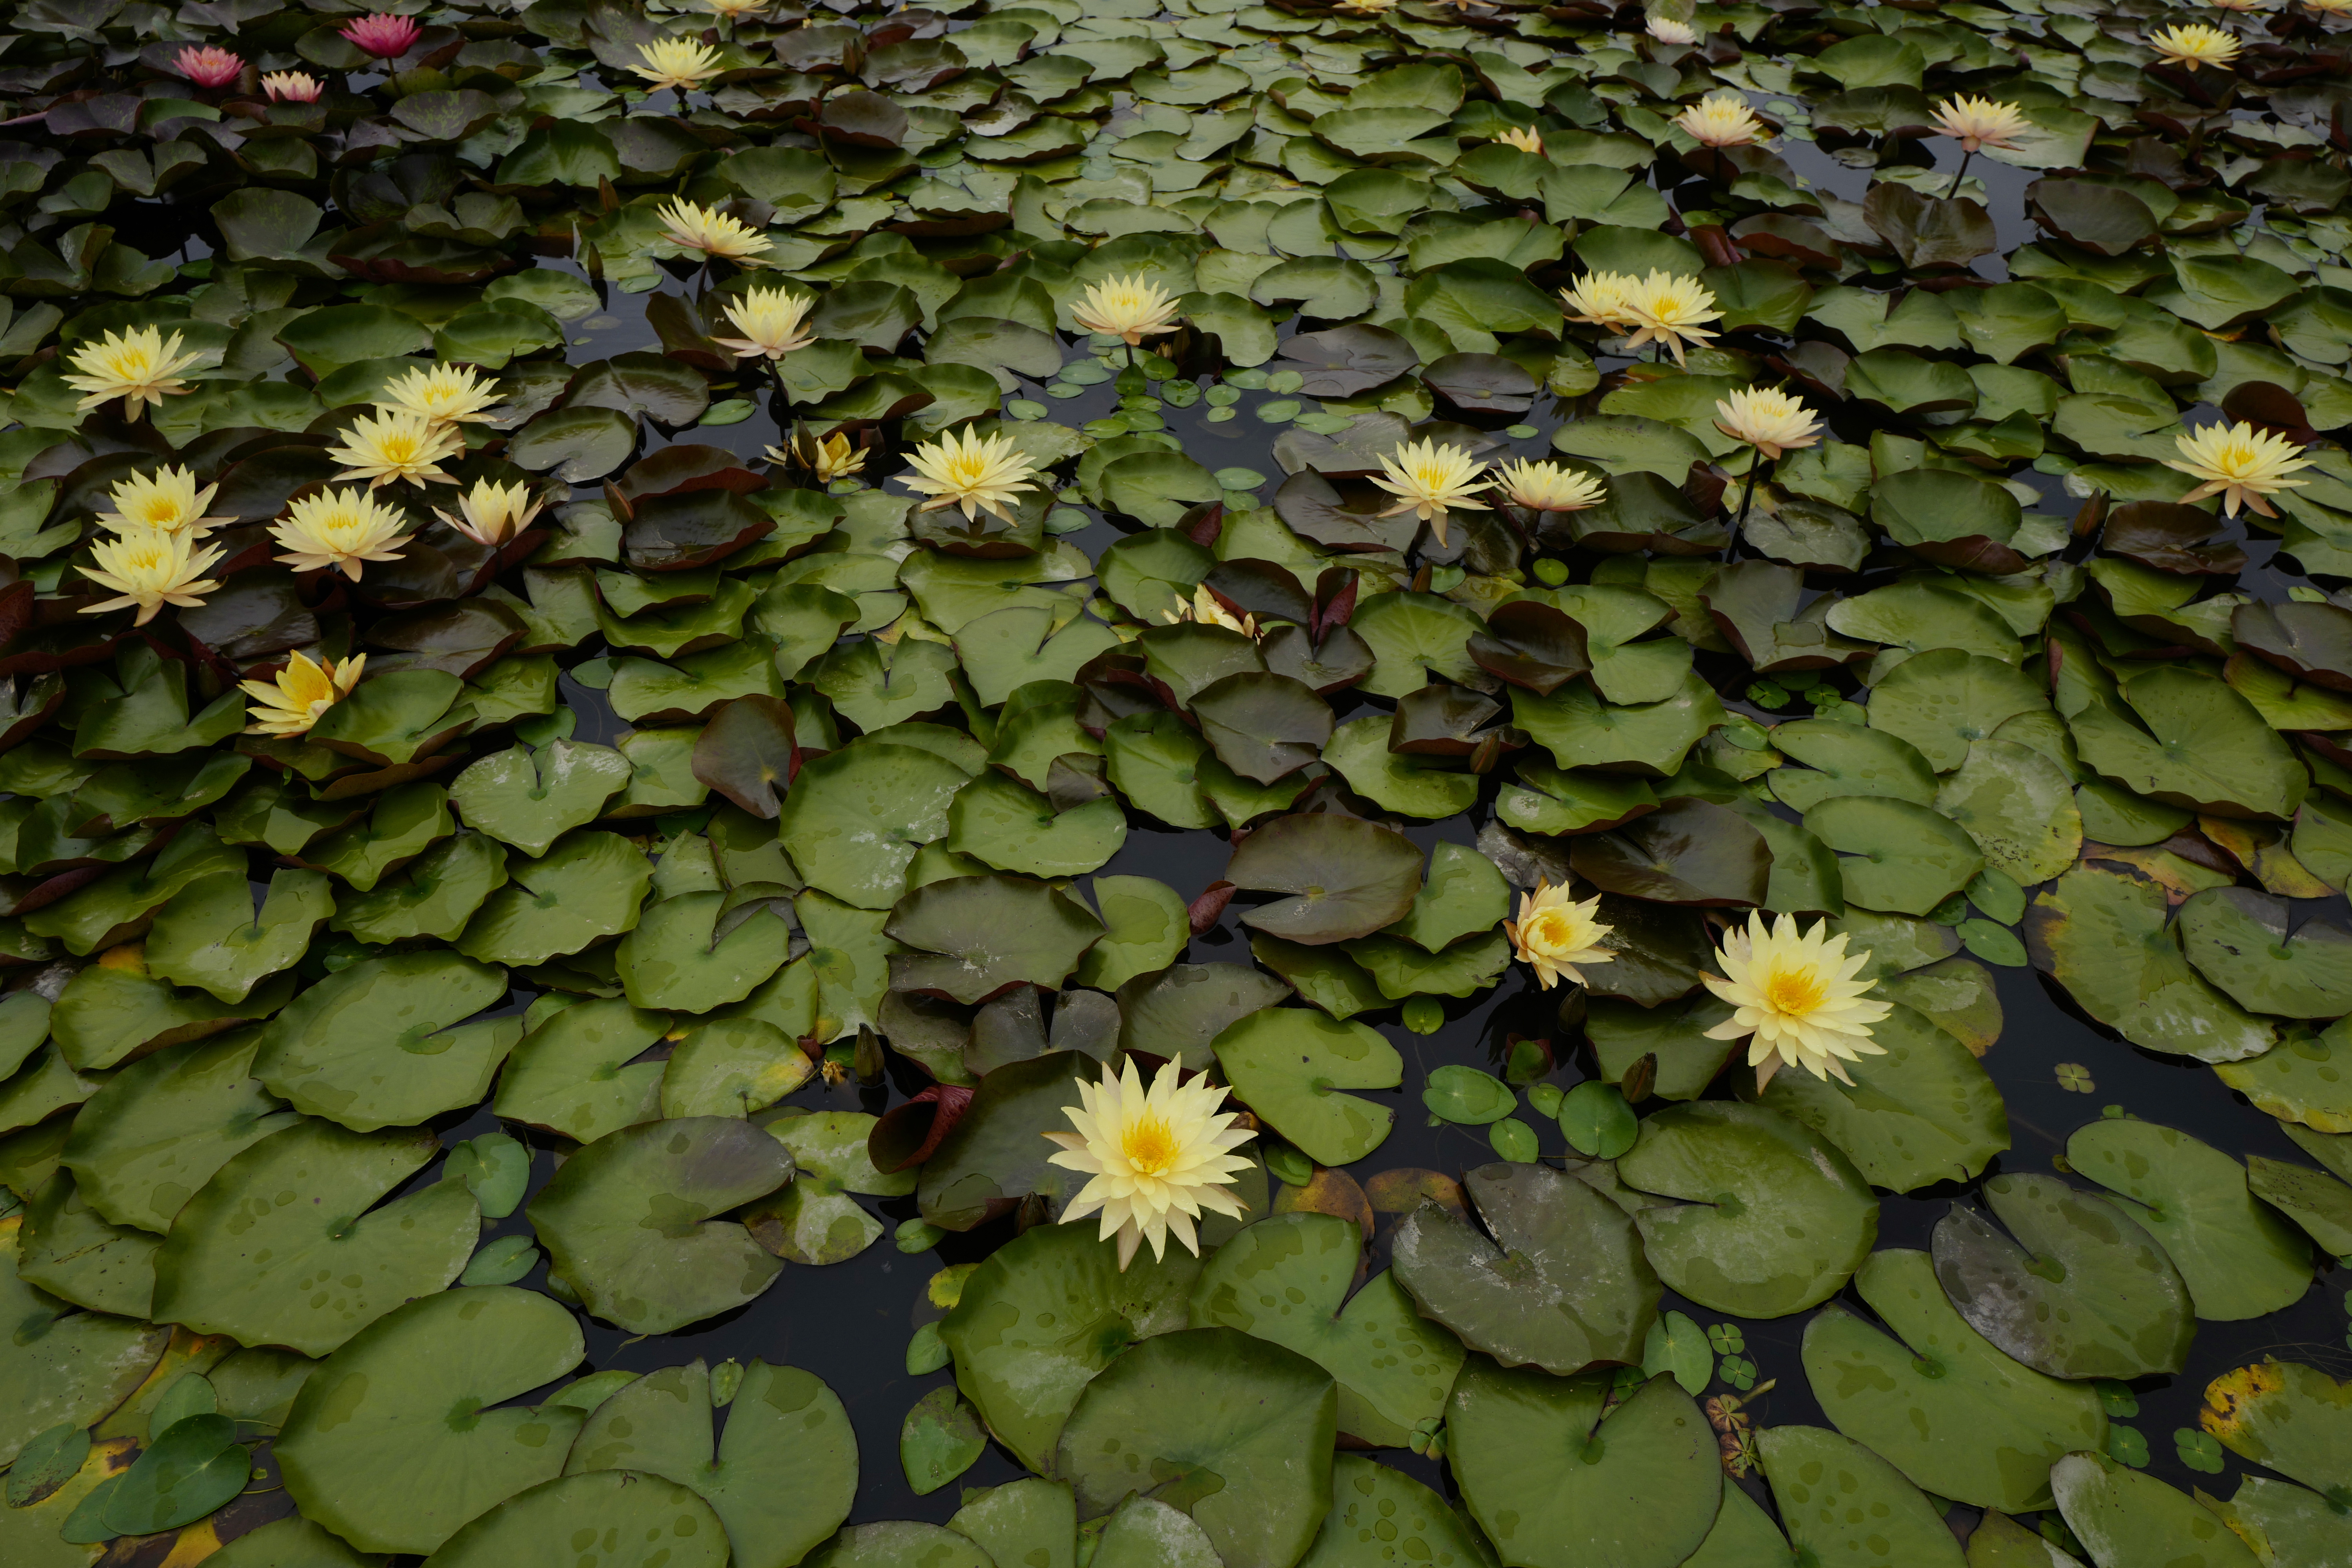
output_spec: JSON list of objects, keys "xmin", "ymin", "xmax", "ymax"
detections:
[
  {"xmin": 1071, "ymin": 274, "xmax": 1182, "ymax": 346},
  {"xmin": 1335, "ymin": 0, "xmax": 1397, "ymax": 13},
  {"xmin": 657, "ymin": 198, "xmax": 772, "ymax": 265},
  {"xmin": 630, "ymin": 37, "xmax": 724, "ymax": 93},
  {"xmin": 174, "ymin": 45, "xmax": 243, "ymax": 88},
  {"xmin": 1560, "ymin": 270, "xmax": 1641, "ymax": 331},
  {"xmin": 765, "ymin": 430, "xmax": 868, "ymax": 483},
  {"xmin": 339, "ymin": 13, "xmax": 421, "ymax": 59},
  {"xmin": 1673, "ymin": 91, "xmax": 1764, "ymax": 148},
  {"xmin": 1370, "ymin": 438, "xmax": 1490, "ymax": 547},
  {"xmin": 379, "ymin": 363, "xmax": 504, "ymax": 427},
  {"xmin": 2306, "ymin": 0, "xmax": 2352, "ymax": 16},
  {"xmin": 2165, "ymin": 421, "xmax": 2313, "ymax": 519},
  {"xmin": 1714, "ymin": 386, "xmax": 1822, "ymax": 462},
  {"xmin": 78, "ymin": 531, "xmax": 223, "ymax": 626},
  {"xmin": 1647, "ymin": 16, "xmax": 1699, "ymax": 42},
  {"xmin": 432, "ymin": 479, "xmax": 543, "ymax": 548},
  {"xmin": 97, "ymin": 467, "xmax": 236, "ymax": 539},
  {"xmin": 1929, "ymin": 95, "xmax": 2031, "ymax": 154},
  {"xmin": 261, "ymin": 71, "xmax": 323, "ymax": 103},
  {"xmin": 1505, "ymin": 880, "xmax": 1615, "ymax": 990},
  {"xmin": 327, "ymin": 408, "xmax": 463, "ymax": 489},
  {"xmin": 704, "ymin": 0, "xmax": 769, "ymax": 14},
  {"xmin": 1044, "ymin": 1058, "xmax": 1256, "ymax": 1270},
  {"xmin": 714, "ymin": 288, "xmax": 818, "ymax": 359},
  {"xmin": 1622, "ymin": 270, "xmax": 1722, "ymax": 365},
  {"xmin": 1162, "ymin": 585, "xmax": 1256, "ymax": 638},
  {"xmin": 2148, "ymin": 22, "xmax": 2241, "ymax": 65},
  {"xmin": 1493, "ymin": 125, "xmax": 1544, "ymax": 154},
  {"xmin": 1703, "ymin": 913, "xmax": 1891, "ymax": 1089},
  {"xmin": 898, "ymin": 426, "xmax": 1040, "ymax": 523},
  {"xmin": 61, "ymin": 327, "xmax": 205, "ymax": 421},
  {"xmin": 1493, "ymin": 458, "xmax": 1607, "ymax": 513},
  {"xmin": 272, "ymin": 487, "xmax": 411, "ymax": 580},
  {"xmin": 240, "ymin": 651, "xmax": 366, "ymax": 739}
]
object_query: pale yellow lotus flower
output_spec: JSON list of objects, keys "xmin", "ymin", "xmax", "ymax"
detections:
[
  {"xmin": 2306, "ymin": 0, "xmax": 2352, "ymax": 16},
  {"xmin": 2165, "ymin": 421, "xmax": 2313, "ymax": 519},
  {"xmin": 898, "ymin": 426, "xmax": 1040, "ymax": 523},
  {"xmin": 240, "ymin": 650, "xmax": 365, "ymax": 739},
  {"xmin": 1493, "ymin": 458, "xmax": 1606, "ymax": 513},
  {"xmin": 1714, "ymin": 387, "xmax": 1822, "ymax": 461},
  {"xmin": 273, "ymin": 487, "xmax": 410, "ymax": 580},
  {"xmin": 78, "ymin": 530, "xmax": 223, "ymax": 625},
  {"xmin": 1493, "ymin": 126, "xmax": 1544, "ymax": 154},
  {"xmin": 261, "ymin": 71, "xmax": 322, "ymax": 103},
  {"xmin": 1161, "ymin": 585, "xmax": 1256, "ymax": 639},
  {"xmin": 704, "ymin": 0, "xmax": 768, "ymax": 14},
  {"xmin": 432, "ymin": 478, "xmax": 543, "ymax": 548},
  {"xmin": 765, "ymin": 430, "xmax": 869, "ymax": 482},
  {"xmin": 1623, "ymin": 270, "xmax": 1722, "ymax": 365},
  {"xmin": 327, "ymin": 407, "xmax": 464, "ymax": 489},
  {"xmin": 61, "ymin": 327, "xmax": 205, "ymax": 420},
  {"xmin": 96, "ymin": 466, "xmax": 234, "ymax": 539},
  {"xmin": 1336, "ymin": 0, "xmax": 1397, "ymax": 13},
  {"xmin": 714, "ymin": 287, "xmax": 817, "ymax": 359},
  {"xmin": 630, "ymin": 37, "xmax": 724, "ymax": 92},
  {"xmin": 2148, "ymin": 22, "xmax": 2241, "ymax": 65},
  {"xmin": 1371, "ymin": 438, "xmax": 1490, "ymax": 547},
  {"xmin": 379, "ymin": 363, "xmax": 504, "ymax": 427},
  {"xmin": 1702, "ymin": 913, "xmax": 1892, "ymax": 1089},
  {"xmin": 1673, "ymin": 91, "xmax": 1764, "ymax": 148},
  {"xmin": 2207, "ymin": 0, "xmax": 2270, "ymax": 12},
  {"xmin": 1560, "ymin": 270, "xmax": 1641, "ymax": 331},
  {"xmin": 1044, "ymin": 1058, "xmax": 1256, "ymax": 1270},
  {"xmin": 1929, "ymin": 95, "xmax": 2032, "ymax": 153},
  {"xmin": 657, "ymin": 197, "xmax": 773, "ymax": 264},
  {"xmin": 1647, "ymin": 16, "xmax": 1698, "ymax": 41},
  {"xmin": 1505, "ymin": 880, "xmax": 1614, "ymax": 990},
  {"xmin": 1071, "ymin": 274, "xmax": 1182, "ymax": 346}
]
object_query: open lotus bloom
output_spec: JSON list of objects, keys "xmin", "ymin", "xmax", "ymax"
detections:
[{"xmin": 339, "ymin": 12, "xmax": 421, "ymax": 58}]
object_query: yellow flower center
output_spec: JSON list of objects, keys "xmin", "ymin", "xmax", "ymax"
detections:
[
  {"xmin": 1122, "ymin": 1114, "xmax": 1180, "ymax": 1177},
  {"xmin": 1524, "ymin": 909, "xmax": 1583, "ymax": 954},
  {"xmin": 1763, "ymin": 963, "xmax": 1827, "ymax": 1017}
]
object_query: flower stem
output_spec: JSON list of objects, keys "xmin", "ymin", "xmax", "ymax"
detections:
[
  {"xmin": 1731, "ymin": 457, "xmax": 1762, "ymax": 555},
  {"xmin": 1946, "ymin": 147, "xmax": 1974, "ymax": 201}
]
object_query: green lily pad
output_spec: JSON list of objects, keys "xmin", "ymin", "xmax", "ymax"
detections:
[
  {"xmin": 1296, "ymin": 1455, "xmax": 1494, "ymax": 1568},
  {"xmin": 253, "ymin": 952, "xmax": 514, "ymax": 1131},
  {"xmin": 1448, "ymin": 1361, "xmax": 1721, "ymax": 1568},
  {"xmin": 1757, "ymin": 1425, "xmax": 1964, "ymax": 1568},
  {"xmin": 2200, "ymin": 1358, "xmax": 2352, "ymax": 1498},
  {"xmin": 1617, "ymin": 1101, "xmax": 1878, "ymax": 1318},
  {"xmin": 528, "ymin": 1118, "xmax": 790, "ymax": 1333},
  {"xmin": 0, "ymin": 1227, "xmax": 168, "ymax": 1468},
  {"xmin": 18, "ymin": 1169, "xmax": 154, "ymax": 1316},
  {"xmin": 1117, "ymin": 963, "xmax": 1293, "ymax": 1071},
  {"xmin": 2179, "ymin": 887, "xmax": 2352, "ymax": 1020},
  {"xmin": 456, "ymin": 830, "xmax": 652, "ymax": 967},
  {"xmin": 2071, "ymin": 667, "xmax": 2308, "ymax": 820},
  {"xmin": 1213, "ymin": 1007, "xmax": 1400, "ymax": 1167},
  {"xmin": 449, "ymin": 741, "xmax": 632, "ymax": 857},
  {"xmin": 805, "ymin": 1524, "xmax": 995, "ymax": 1568},
  {"xmin": 1766, "ymin": 719, "xmax": 1938, "ymax": 813},
  {"xmin": 1189, "ymin": 1212, "xmax": 1463, "ymax": 1448},
  {"xmin": 780, "ymin": 742, "xmax": 971, "ymax": 911},
  {"xmin": 888, "ymin": 875, "xmax": 1105, "ymax": 1004},
  {"xmin": 1750, "ymin": 1002, "xmax": 2007, "ymax": 1192},
  {"xmin": 332, "ymin": 831, "xmax": 510, "ymax": 944},
  {"xmin": 1865, "ymin": 648, "xmax": 2045, "ymax": 773},
  {"xmin": 661, "ymin": 1017, "xmax": 811, "ymax": 1119},
  {"xmin": 946, "ymin": 771, "xmax": 1127, "ymax": 878},
  {"xmin": 152, "ymin": 1120, "xmax": 479, "ymax": 1357},
  {"xmin": 1226, "ymin": 814, "xmax": 1425, "ymax": 946},
  {"xmin": 2066, "ymin": 1120, "xmax": 2312, "ymax": 1321},
  {"xmin": 1931, "ymin": 1172, "xmax": 2194, "ymax": 1380},
  {"xmin": 1935, "ymin": 739, "xmax": 2084, "ymax": 884},
  {"xmin": 1513, "ymin": 675, "xmax": 1727, "ymax": 778},
  {"xmin": 617, "ymin": 892, "xmax": 790, "ymax": 1012},
  {"xmin": 1390, "ymin": 1160, "xmax": 1657, "ymax": 1376},
  {"xmin": 917, "ymin": 1051, "xmax": 1093, "ymax": 1232},
  {"xmin": 1054, "ymin": 1327, "xmax": 1336, "ymax": 1568},
  {"xmin": 423, "ymin": 1470, "xmax": 728, "ymax": 1568},
  {"xmin": 2050, "ymin": 1451, "xmax": 2261, "ymax": 1568},
  {"xmin": 494, "ymin": 998, "xmax": 667, "ymax": 1143},
  {"xmin": 101, "ymin": 1410, "xmax": 248, "ymax": 1537},
  {"xmin": 143, "ymin": 869, "xmax": 332, "ymax": 1004},
  {"xmin": 1802, "ymin": 1248, "xmax": 2106, "ymax": 1512},
  {"xmin": 2245, "ymin": 1156, "xmax": 2352, "ymax": 1257},
  {"xmin": 1803, "ymin": 795, "xmax": 1985, "ymax": 916},
  {"xmin": 60, "ymin": 1029, "xmax": 298, "ymax": 1234},
  {"xmin": 1072, "ymin": 876, "xmax": 1187, "ymax": 993},
  {"xmin": 2025, "ymin": 865, "xmax": 2275, "ymax": 1063}
]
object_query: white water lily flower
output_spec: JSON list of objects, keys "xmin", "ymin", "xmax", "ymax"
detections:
[
  {"xmin": 1702, "ymin": 913, "xmax": 1893, "ymax": 1089},
  {"xmin": 1045, "ymin": 1058, "xmax": 1257, "ymax": 1269}
]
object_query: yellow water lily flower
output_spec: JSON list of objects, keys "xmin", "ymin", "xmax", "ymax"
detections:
[
  {"xmin": 240, "ymin": 650, "xmax": 365, "ymax": 739},
  {"xmin": 766, "ymin": 430, "xmax": 868, "ymax": 483},
  {"xmin": 96, "ymin": 466, "xmax": 234, "ymax": 539},
  {"xmin": 1623, "ymin": 270, "xmax": 1722, "ymax": 365},
  {"xmin": 1505, "ymin": 880, "xmax": 1615, "ymax": 990},
  {"xmin": 1647, "ymin": 16, "xmax": 1699, "ymax": 42},
  {"xmin": 1929, "ymin": 95, "xmax": 2032, "ymax": 153},
  {"xmin": 432, "ymin": 478, "xmax": 543, "ymax": 548},
  {"xmin": 1493, "ymin": 125, "xmax": 1544, "ymax": 154},
  {"xmin": 1560, "ymin": 270, "xmax": 1641, "ymax": 331},
  {"xmin": 2165, "ymin": 421, "xmax": 2313, "ymax": 519},
  {"xmin": 272, "ymin": 487, "xmax": 410, "ymax": 580},
  {"xmin": 1702, "ymin": 913, "xmax": 1892, "ymax": 1089},
  {"xmin": 1071, "ymin": 274, "xmax": 1182, "ymax": 346},
  {"xmin": 1492, "ymin": 458, "xmax": 1606, "ymax": 513},
  {"xmin": 899, "ymin": 426, "xmax": 1040, "ymax": 523},
  {"xmin": 1336, "ymin": 0, "xmax": 1397, "ymax": 13},
  {"xmin": 379, "ymin": 363, "xmax": 504, "ymax": 427},
  {"xmin": 61, "ymin": 327, "xmax": 205, "ymax": 420},
  {"xmin": 78, "ymin": 530, "xmax": 223, "ymax": 625},
  {"xmin": 1673, "ymin": 91, "xmax": 1764, "ymax": 148},
  {"xmin": 2148, "ymin": 22, "xmax": 2241, "ymax": 65},
  {"xmin": 1044, "ymin": 1058, "xmax": 1256, "ymax": 1270},
  {"xmin": 1162, "ymin": 585, "xmax": 1257, "ymax": 638},
  {"xmin": 630, "ymin": 37, "xmax": 724, "ymax": 92},
  {"xmin": 657, "ymin": 197, "xmax": 773, "ymax": 265},
  {"xmin": 1714, "ymin": 387, "xmax": 1823, "ymax": 461},
  {"xmin": 327, "ymin": 407, "xmax": 464, "ymax": 489},
  {"xmin": 2306, "ymin": 0, "xmax": 2352, "ymax": 16},
  {"xmin": 1370, "ymin": 438, "xmax": 1490, "ymax": 547},
  {"xmin": 714, "ymin": 287, "xmax": 818, "ymax": 359},
  {"xmin": 704, "ymin": 0, "xmax": 769, "ymax": 14}
]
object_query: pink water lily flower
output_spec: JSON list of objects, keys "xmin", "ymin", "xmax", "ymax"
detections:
[
  {"xmin": 339, "ymin": 12, "xmax": 421, "ymax": 58},
  {"xmin": 174, "ymin": 45, "xmax": 243, "ymax": 87}
]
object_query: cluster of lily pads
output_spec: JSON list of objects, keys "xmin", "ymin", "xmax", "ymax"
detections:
[{"xmin": 5, "ymin": 0, "xmax": 2352, "ymax": 1564}]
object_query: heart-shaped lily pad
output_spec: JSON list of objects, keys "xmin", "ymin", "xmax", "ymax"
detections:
[
  {"xmin": 450, "ymin": 740, "xmax": 633, "ymax": 857},
  {"xmin": 1213, "ymin": 1007, "xmax": 1400, "ymax": 1167},
  {"xmin": 1226, "ymin": 814, "xmax": 1424, "ymax": 945},
  {"xmin": 252, "ymin": 951, "xmax": 514, "ymax": 1132},
  {"xmin": 2066, "ymin": 1120, "xmax": 2312, "ymax": 1321}
]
